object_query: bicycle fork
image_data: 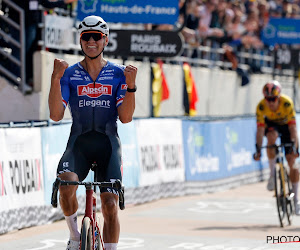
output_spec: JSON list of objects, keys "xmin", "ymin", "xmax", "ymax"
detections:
[
  {"xmin": 278, "ymin": 164, "xmax": 294, "ymax": 202},
  {"xmin": 84, "ymin": 185, "xmax": 96, "ymax": 249}
]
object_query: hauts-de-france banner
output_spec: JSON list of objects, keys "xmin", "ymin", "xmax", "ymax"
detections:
[
  {"xmin": 77, "ymin": 0, "xmax": 179, "ymax": 25},
  {"xmin": 262, "ymin": 18, "xmax": 300, "ymax": 45}
]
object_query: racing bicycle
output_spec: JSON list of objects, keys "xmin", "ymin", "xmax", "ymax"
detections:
[
  {"xmin": 261, "ymin": 143, "xmax": 294, "ymax": 227},
  {"xmin": 51, "ymin": 164, "xmax": 125, "ymax": 249}
]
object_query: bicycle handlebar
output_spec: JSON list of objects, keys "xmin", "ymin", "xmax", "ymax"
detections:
[
  {"xmin": 260, "ymin": 143, "xmax": 294, "ymax": 149},
  {"xmin": 51, "ymin": 178, "xmax": 125, "ymax": 210}
]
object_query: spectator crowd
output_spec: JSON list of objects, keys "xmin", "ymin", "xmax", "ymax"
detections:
[
  {"xmin": 0, "ymin": 0, "xmax": 300, "ymax": 91},
  {"xmin": 181, "ymin": 0, "xmax": 300, "ymax": 49}
]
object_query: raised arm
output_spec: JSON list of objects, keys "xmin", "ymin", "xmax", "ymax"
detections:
[
  {"xmin": 117, "ymin": 65, "xmax": 137, "ymax": 123},
  {"xmin": 48, "ymin": 58, "xmax": 69, "ymax": 122}
]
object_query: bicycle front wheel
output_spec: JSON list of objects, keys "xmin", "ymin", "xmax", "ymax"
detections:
[
  {"xmin": 284, "ymin": 169, "xmax": 293, "ymax": 225},
  {"xmin": 274, "ymin": 166, "xmax": 288, "ymax": 227},
  {"xmin": 81, "ymin": 217, "xmax": 93, "ymax": 250},
  {"xmin": 95, "ymin": 215, "xmax": 104, "ymax": 250}
]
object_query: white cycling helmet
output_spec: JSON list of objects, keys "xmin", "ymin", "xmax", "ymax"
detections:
[{"xmin": 78, "ymin": 15, "xmax": 109, "ymax": 37}]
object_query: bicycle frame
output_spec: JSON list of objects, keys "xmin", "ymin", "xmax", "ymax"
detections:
[
  {"xmin": 51, "ymin": 178, "xmax": 125, "ymax": 250},
  {"xmin": 84, "ymin": 184, "xmax": 102, "ymax": 249},
  {"xmin": 261, "ymin": 143, "xmax": 294, "ymax": 227}
]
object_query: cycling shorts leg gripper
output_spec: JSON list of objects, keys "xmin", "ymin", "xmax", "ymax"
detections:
[{"xmin": 99, "ymin": 135, "xmax": 122, "ymax": 194}]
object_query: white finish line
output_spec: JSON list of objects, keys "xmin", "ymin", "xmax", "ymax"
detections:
[{"xmin": 25, "ymin": 238, "xmax": 145, "ymax": 250}]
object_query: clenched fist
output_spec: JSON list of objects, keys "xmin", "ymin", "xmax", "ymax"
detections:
[
  {"xmin": 124, "ymin": 65, "xmax": 137, "ymax": 89},
  {"xmin": 52, "ymin": 58, "xmax": 69, "ymax": 80}
]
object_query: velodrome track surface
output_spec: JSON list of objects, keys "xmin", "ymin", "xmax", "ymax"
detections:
[{"xmin": 1, "ymin": 181, "xmax": 300, "ymax": 250}]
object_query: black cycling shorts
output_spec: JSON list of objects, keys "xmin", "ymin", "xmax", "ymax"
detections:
[
  {"xmin": 57, "ymin": 130, "xmax": 122, "ymax": 193},
  {"xmin": 265, "ymin": 119, "xmax": 293, "ymax": 155}
]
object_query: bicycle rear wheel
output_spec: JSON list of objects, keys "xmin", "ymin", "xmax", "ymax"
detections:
[
  {"xmin": 81, "ymin": 217, "xmax": 93, "ymax": 250},
  {"xmin": 274, "ymin": 166, "xmax": 288, "ymax": 227}
]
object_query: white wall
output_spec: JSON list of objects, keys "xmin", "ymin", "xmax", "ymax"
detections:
[{"xmin": 0, "ymin": 77, "xmax": 41, "ymax": 122}]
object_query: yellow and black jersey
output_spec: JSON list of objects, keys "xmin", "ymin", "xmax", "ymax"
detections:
[{"xmin": 256, "ymin": 94, "xmax": 296, "ymax": 127}]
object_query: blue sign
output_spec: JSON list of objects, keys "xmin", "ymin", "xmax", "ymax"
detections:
[
  {"xmin": 182, "ymin": 118, "xmax": 267, "ymax": 181},
  {"xmin": 262, "ymin": 18, "xmax": 300, "ymax": 45},
  {"xmin": 77, "ymin": 0, "xmax": 179, "ymax": 25},
  {"xmin": 41, "ymin": 124, "xmax": 93, "ymax": 205},
  {"xmin": 117, "ymin": 121, "xmax": 140, "ymax": 188}
]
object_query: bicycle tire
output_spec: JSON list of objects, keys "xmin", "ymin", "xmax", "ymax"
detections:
[
  {"xmin": 274, "ymin": 167, "xmax": 286, "ymax": 227},
  {"xmin": 284, "ymin": 168, "xmax": 293, "ymax": 225},
  {"xmin": 81, "ymin": 217, "xmax": 93, "ymax": 250}
]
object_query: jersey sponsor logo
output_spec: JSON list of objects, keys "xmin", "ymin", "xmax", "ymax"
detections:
[
  {"xmin": 79, "ymin": 99, "xmax": 111, "ymax": 108},
  {"xmin": 102, "ymin": 72, "xmax": 114, "ymax": 76},
  {"xmin": 98, "ymin": 76, "xmax": 113, "ymax": 81},
  {"xmin": 121, "ymin": 84, "xmax": 127, "ymax": 90},
  {"xmin": 259, "ymin": 104, "xmax": 264, "ymax": 111},
  {"xmin": 103, "ymin": 69, "xmax": 114, "ymax": 73},
  {"xmin": 78, "ymin": 83, "xmax": 112, "ymax": 98},
  {"xmin": 71, "ymin": 77, "xmax": 83, "ymax": 80},
  {"xmin": 116, "ymin": 95, "xmax": 125, "ymax": 106}
]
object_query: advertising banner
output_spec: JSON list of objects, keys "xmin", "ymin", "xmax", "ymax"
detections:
[
  {"xmin": 262, "ymin": 18, "xmax": 300, "ymax": 45},
  {"xmin": 135, "ymin": 118, "xmax": 185, "ymax": 186},
  {"xmin": 44, "ymin": 15, "xmax": 74, "ymax": 50},
  {"xmin": 274, "ymin": 47, "xmax": 300, "ymax": 69},
  {"xmin": 77, "ymin": 0, "xmax": 179, "ymax": 25},
  {"xmin": 117, "ymin": 121, "xmax": 139, "ymax": 188},
  {"xmin": 0, "ymin": 128, "xmax": 44, "ymax": 213},
  {"xmin": 41, "ymin": 124, "xmax": 71, "ymax": 205},
  {"xmin": 105, "ymin": 30, "xmax": 183, "ymax": 58},
  {"xmin": 41, "ymin": 124, "xmax": 95, "ymax": 205},
  {"xmin": 182, "ymin": 119, "xmax": 268, "ymax": 181}
]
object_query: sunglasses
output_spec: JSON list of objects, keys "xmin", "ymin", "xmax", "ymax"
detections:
[
  {"xmin": 80, "ymin": 31, "xmax": 105, "ymax": 41},
  {"xmin": 265, "ymin": 97, "xmax": 278, "ymax": 102}
]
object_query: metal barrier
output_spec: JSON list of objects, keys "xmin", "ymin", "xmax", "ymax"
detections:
[{"xmin": 0, "ymin": 0, "xmax": 26, "ymax": 94}]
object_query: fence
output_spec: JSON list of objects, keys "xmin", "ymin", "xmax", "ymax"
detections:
[
  {"xmin": 0, "ymin": 116, "xmax": 270, "ymax": 235},
  {"xmin": 0, "ymin": 0, "xmax": 26, "ymax": 93}
]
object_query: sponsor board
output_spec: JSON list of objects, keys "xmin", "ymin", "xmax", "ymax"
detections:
[
  {"xmin": 117, "ymin": 121, "xmax": 140, "ymax": 188},
  {"xmin": 135, "ymin": 119, "xmax": 185, "ymax": 186},
  {"xmin": 0, "ymin": 128, "xmax": 44, "ymax": 212},
  {"xmin": 105, "ymin": 30, "xmax": 183, "ymax": 58},
  {"xmin": 44, "ymin": 15, "xmax": 73, "ymax": 50},
  {"xmin": 40, "ymin": 124, "xmax": 93, "ymax": 204},
  {"xmin": 274, "ymin": 47, "xmax": 300, "ymax": 70},
  {"xmin": 262, "ymin": 18, "xmax": 300, "ymax": 46},
  {"xmin": 182, "ymin": 118, "xmax": 268, "ymax": 181},
  {"xmin": 77, "ymin": 0, "xmax": 179, "ymax": 25}
]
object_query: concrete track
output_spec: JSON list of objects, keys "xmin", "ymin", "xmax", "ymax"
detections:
[{"xmin": 1, "ymin": 181, "xmax": 300, "ymax": 250}]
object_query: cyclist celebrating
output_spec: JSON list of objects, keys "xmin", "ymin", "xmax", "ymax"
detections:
[
  {"xmin": 48, "ymin": 15, "xmax": 137, "ymax": 250},
  {"xmin": 253, "ymin": 80, "xmax": 300, "ymax": 215}
]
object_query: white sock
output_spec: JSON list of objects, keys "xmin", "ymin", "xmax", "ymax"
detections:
[
  {"xmin": 104, "ymin": 243, "xmax": 118, "ymax": 250},
  {"xmin": 65, "ymin": 212, "xmax": 80, "ymax": 241},
  {"xmin": 269, "ymin": 158, "xmax": 276, "ymax": 177},
  {"xmin": 292, "ymin": 182, "xmax": 299, "ymax": 204}
]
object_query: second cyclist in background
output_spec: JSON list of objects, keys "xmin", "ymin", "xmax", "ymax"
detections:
[{"xmin": 253, "ymin": 80, "xmax": 300, "ymax": 215}]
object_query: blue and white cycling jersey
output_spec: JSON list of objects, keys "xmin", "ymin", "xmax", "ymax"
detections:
[{"xmin": 60, "ymin": 61, "xmax": 128, "ymax": 136}]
